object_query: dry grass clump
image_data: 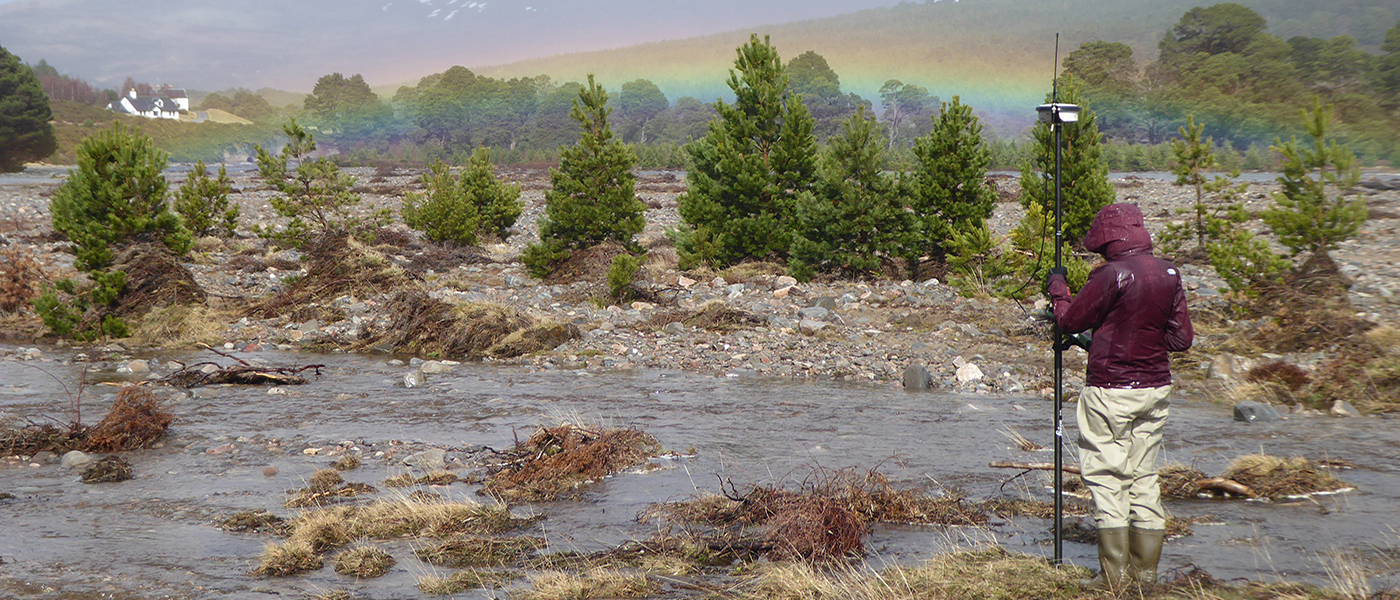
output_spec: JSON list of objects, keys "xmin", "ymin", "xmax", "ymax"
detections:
[
  {"xmin": 332, "ymin": 454, "xmax": 361, "ymax": 471},
  {"xmin": 416, "ymin": 569, "xmax": 521, "ymax": 595},
  {"xmin": 285, "ymin": 471, "xmax": 377, "ymax": 508},
  {"xmin": 1246, "ymin": 361, "xmax": 1312, "ymax": 391},
  {"xmin": 80, "ymin": 455, "xmax": 133, "ymax": 483},
  {"xmin": 746, "ymin": 546, "xmax": 1086, "ymax": 600},
  {"xmin": 308, "ymin": 590, "xmax": 352, "ymax": 600},
  {"xmin": 332, "ymin": 544, "xmax": 396, "ymax": 578},
  {"xmin": 522, "ymin": 567, "xmax": 652, "ymax": 600},
  {"xmin": 128, "ymin": 304, "xmax": 227, "ymax": 348},
  {"xmin": 640, "ymin": 301, "xmax": 765, "ymax": 332},
  {"xmin": 481, "ymin": 424, "xmax": 662, "ymax": 502},
  {"xmin": 286, "ymin": 497, "xmax": 536, "ymax": 550},
  {"xmin": 1221, "ymin": 454, "xmax": 1351, "ymax": 499},
  {"xmin": 252, "ymin": 540, "xmax": 323, "ymax": 577},
  {"xmin": 1160, "ymin": 464, "xmax": 1210, "ymax": 499},
  {"xmin": 381, "ymin": 472, "xmax": 460, "ymax": 488},
  {"xmin": 414, "ymin": 535, "xmax": 546, "ymax": 567},
  {"xmin": 85, "ymin": 386, "xmax": 174, "ymax": 452},
  {"xmin": 487, "ymin": 320, "xmax": 581, "ymax": 358},
  {"xmin": 219, "ymin": 509, "xmax": 286, "ymax": 534}
]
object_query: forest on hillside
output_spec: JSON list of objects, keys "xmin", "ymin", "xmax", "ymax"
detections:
[{"xmin": 31, "ymin": 3, "xmax": 1400, "ymax": 168}]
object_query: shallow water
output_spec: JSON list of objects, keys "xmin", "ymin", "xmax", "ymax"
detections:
[{"xmin": 2, "ymin": 346, "xmax": 1397, "ymax": 599}]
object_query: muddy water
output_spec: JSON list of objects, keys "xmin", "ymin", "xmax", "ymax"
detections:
[{"xmin": 2, "ymin": 346, "xmax": 1397, "ymax": 599}]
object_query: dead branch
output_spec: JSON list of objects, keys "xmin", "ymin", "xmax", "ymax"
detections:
[
  {"xmin": 1196, "ymin": 477, "xmax": 1255, "ymax": 498},
  {"xmin": 156, "ymin": 362, "xmax": 324, "ymax": 388}
]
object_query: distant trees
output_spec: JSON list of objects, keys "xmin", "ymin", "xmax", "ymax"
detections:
[
  {"xmin": 0, "ymin": 46, "xmax": 58, "ymax": 172},
  {"xmin": 878, "ymin": 80, "xmax": 937, "ymax": 150},
  {"xmin": 675, "ymin": 35, "xmax": 819, "ymax": 269},
  {"xmin": 787, "ymin": 51, "xmax": 869, "ymax": 139},
  {"xmin": 613, "ymin": 79, "xmax": 669, "ymax": 144},
  {"xmin": 199, "ymin": 89, "xmax": 277, "ymax": 121},
  {"xmin": 305, "ymin": 73, "xmax": 392, "ymax": 140}
]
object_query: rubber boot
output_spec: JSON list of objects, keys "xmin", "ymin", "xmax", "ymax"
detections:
[
  {"xmin": 1083, "ymin": 526, "xmax": 1130, "ymax": 592},
  {"xmin": 1128, "ymin": 526, "xmax": 1166, "ymax": 585}
]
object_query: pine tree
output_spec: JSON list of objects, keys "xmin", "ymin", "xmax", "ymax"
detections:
[
  {"xmin": 253, "ymin": 119, "xmax": 383, "ymax": 247},
  {"xmin": 50, "ymin": 122, "xmax": 191, "ymax": 271},
  {"xmin": 522, "ymin": 75, "xmax": 645, "ymax": 278},
  {"xmin": 42, "ymin": 122, "xmax": 191, "ymax": 340},
  {"xmin": 907, "ymin": 95, "xmax": 996, "ymax": 272},
  {"xmin": 675, "ymin": 34, "xmax": 819, "ymax": 269},
  {"xmin": 789, "ymin": 107, "xmax": 908, "ymax": 281},
  {"xmin": 402, "ymin": 148, "xmax": 522, "ymax": 247},
  {"xmin": 1261, "ymin": 98, "xmax": 1366, "ymax": 261},
  {"xmin": 174, "ymin": 160, "xmax": 239, "ymax": 238},
  {"xmin": 0, "ymin": 45, "xmax": 57, "ymax": 173},
  {"xmin": 1018, "ymin": 80, "xmax": 1113, "ymax": 248}
]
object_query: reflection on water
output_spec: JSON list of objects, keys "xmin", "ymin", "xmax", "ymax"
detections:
[{"xmin": 2, "ymin": 346, "xmax": 1397, "ymax": 598}]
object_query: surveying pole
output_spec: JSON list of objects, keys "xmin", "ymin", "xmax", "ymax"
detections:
[{"xmin": 1036, "ymin": 100, "xmax": 1080, "ymax": 565}]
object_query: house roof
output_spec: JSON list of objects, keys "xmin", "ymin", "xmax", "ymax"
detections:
[{"xmin": 107, "ymin": 95, "xmax": 181, "ymax": 114}]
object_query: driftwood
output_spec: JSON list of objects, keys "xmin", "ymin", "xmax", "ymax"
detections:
[
  {"xmin": 989, "ymin": 461, "xmax": 1083, "ymax": 475},
  {"xmin": 1196, "ymin": 477, "xmax": 1256, "ymax": 498},
  {"xmin": 157, "ymin": 345, "xmax": 324, "ymax": 388}
]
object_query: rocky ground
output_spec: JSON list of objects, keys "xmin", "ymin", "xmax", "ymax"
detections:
[{"xmin": 3, "ymin": 164, "xmax": 1399, "ymax": 413}]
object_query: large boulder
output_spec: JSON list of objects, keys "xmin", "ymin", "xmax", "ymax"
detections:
[{"xmin": 1234, "ymin": 401, "xmax": 1281, "ymax": 423}]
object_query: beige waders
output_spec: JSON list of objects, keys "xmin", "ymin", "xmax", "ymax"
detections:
[{"xmin": 1078, "ymin": 385, "xmax": 1172, "ymax": 589}]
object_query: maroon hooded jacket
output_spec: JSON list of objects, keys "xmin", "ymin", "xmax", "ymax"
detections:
[{"xmin": 1048, "ymin": 203, "xmax": 1194, "ymax": 389}]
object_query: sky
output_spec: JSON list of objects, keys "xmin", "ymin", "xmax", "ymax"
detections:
[{"xmin": 0, "ymin": 0, "xmax": 911, "ymax": 91}]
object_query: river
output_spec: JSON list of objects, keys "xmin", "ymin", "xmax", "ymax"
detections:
[{"xmin": 2, "ymin": 345, "xmax": 1397, "ymax": 599}]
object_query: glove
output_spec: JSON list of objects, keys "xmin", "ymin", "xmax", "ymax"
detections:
[
  {"xmin": 1058, "ymin": 331, "xmax": 1092, "ymax": 351},
  {"xmin": 1046, "ymin": 266, "xmax": 1068, "ymax": 282}
]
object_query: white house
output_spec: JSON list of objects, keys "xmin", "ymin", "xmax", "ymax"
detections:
[{"xmin": 107, "ymin": 89, "xmax": 183, "ymax": 120}]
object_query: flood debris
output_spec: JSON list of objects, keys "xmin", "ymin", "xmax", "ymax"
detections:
[
  {"xmin": 640, "ymin": 301, "xmax": 765, "ymax": 333},
  {"xmin": 1159, "ymin": 464, "xmax": 1210, "ymax": 499},
  {"xmin": 3, "ymin": 384, "xmax": 175, "ymax": 455},
  {"xmin": 480, "ymin": 424, "xmax": 662, "ymax": 502},
  {"xmin": 84, "ymin": 386, "xmax": 173, "ymax": 452},
  {"xmin": 359, "ymin": 288, "xmax": 579, "ymax": 359},
  {"xmin": 981, "ymin": 496, "xmax": 1092, "ymax": 519},
  {"xmin": 159, "ymin": 344, "xmax": 324, "ymax": 387},
  {"xmin": 111, "ymin": 243, "xmax": 207, "ymax": 317},
  {"xmin": 332, "ymin": 544, "xmax": 396, "ymax": 578},
  {"xmin": 643, "ymin": 468, "xmax": 988, "ymax": 563},
  {"xmin": 80, "ymin": 455, "xmax": 132, "ymax": 483},
  {"xmin": 382, "ymin": 471, "xmax": 463, "ymax": 488}
]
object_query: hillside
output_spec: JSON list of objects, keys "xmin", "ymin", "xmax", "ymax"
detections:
[{"xmin": 472, "ymin": 0, "xmax": 1396, "ymax": 119}]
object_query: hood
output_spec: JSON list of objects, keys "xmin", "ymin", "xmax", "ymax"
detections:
[{"xmin": 1082, "ymin": 203, "xmax": 1153, "ymax": 259}]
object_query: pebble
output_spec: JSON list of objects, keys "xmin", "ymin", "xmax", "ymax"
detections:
[{"xmin": 263, "ymin": 466, "xmax": 279, "ymax": 477}]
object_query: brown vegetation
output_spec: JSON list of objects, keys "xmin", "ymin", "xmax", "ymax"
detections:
[
  {"xmin": 644, "ymin": 468, "xmax": 988, "ymax": 563},
  {"xmin": 638, "ymin": 301, "xmax": 766, "ymax": 332},
  {"xmin": 111, "ymin": 243, "xmax": 206, "ymax": 318},
  {"xmin": 481, "ymin": 424, "xmax": 661, "ymax": 502},
  {"xmin": 84, "ymin": 385, "xmax": 173, "ymax": 451},
  {"xmin": 358, "ymin": 288, "xmax": 578, "ymax": 359},
  {"xmin": 0, "ymin": 247, "xmax": 45, "ymax": 312}
]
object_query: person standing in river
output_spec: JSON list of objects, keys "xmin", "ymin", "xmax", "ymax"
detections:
[{"xmin": 1047, "ymin": 202, "xmax": 1194, "ymax": 591}]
